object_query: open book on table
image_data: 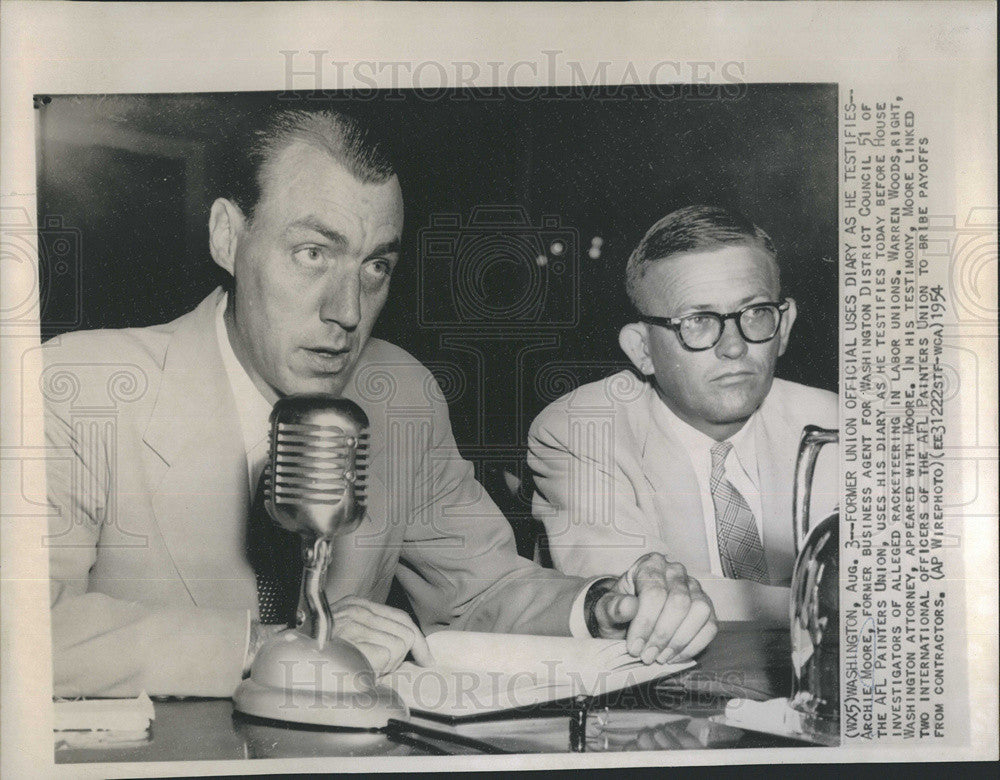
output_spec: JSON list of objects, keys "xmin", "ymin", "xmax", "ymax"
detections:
[{"xmin": 383, "ymin": 631, "xmax": 695, "ymax": 722}]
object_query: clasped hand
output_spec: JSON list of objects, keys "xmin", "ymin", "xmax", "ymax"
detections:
[{"xmin": 592, "ymin": 553, "xmax": 718, "ymax": 664}]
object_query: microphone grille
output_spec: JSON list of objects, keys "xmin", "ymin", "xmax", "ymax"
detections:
[
  {"xmin": 264, "ymin": 395, "xmax": 370, "ymax": 535},
  {"xmin": 270, "ymin": 425, "xmax": 368, "ymax": 505}
]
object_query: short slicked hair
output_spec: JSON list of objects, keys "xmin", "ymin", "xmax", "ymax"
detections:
[
  {"xmin": 625, "ymin": 205, "xmax": 779, "ymax": 311},
  {"xmin": 220, "ymin": 109, "xmax": 396, "ymax": 223}
]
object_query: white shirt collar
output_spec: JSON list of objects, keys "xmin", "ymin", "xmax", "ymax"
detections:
[
  {"xmin": 215, "ymin": 292, "xmax": 274, "ymax": 485},
  {"xmin": 648, "ymin": 387, "xmax": 765, "ymax": 576},
  {"xmin": 649, "ymin": 388, "xmax": 760, "ymax": 488}
]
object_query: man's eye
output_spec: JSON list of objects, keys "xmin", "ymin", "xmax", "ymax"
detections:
[
  {"xmin": 363, "ymin": 259, "xmax": 393, "ymax": 282},
  {"xmin": 683, "ymin": 314, "xmax": 714, "ymax": 329},
  {"xmin": 743, "ymin": 305, "xmax": 771, "ymax": 322},
  {"xmin": 292, "ymin": 246, "xmax": 325, "ymax": 267}
]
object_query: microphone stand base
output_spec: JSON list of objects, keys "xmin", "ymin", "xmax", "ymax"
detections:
[
  {"xmin": 233, "ymin": 629, "xmax": 408, "ymax": 729},
  {"xmin": 234, "ymin": 678, "xmax": 408, "ymax": 729}
]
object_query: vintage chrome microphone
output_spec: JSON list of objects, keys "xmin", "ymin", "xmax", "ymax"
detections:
[
  {"xmin": 267, "ymin": 395, "xmax": 370, "ymax": 650},
  {"xmin": 233, "ymin": 394, "xmax": 408, "ymax": 728}
]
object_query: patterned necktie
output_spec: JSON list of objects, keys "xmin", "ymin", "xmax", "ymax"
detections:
[
  {"xmin": 246, "ymin": 467, "xmax": 304, "ymax": 625},
  {"xmin": 709, "ymin": 441, "xmax": 769, "ymax": 584}
]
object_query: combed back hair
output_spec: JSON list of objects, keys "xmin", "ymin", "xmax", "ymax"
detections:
[
  {"xmin": 219, "ymin": 109, "xmax": 396, "ymax": 223},
  {"xmin": 625, "ymin": 205, "xmax": 779, "ymax": 311}
]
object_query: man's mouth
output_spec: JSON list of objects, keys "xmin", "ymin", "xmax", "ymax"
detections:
[
  {"xmin": 303, "ymin": 346, "xmax": 352, "ymax": 373},
  {"xmin": 711, "ymin": 370, "xmax": 756, "ymax": 386}
]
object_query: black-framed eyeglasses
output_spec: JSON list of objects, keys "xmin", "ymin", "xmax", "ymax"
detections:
[{"xmin": 638, "ymin": 300, "xmax": 790, "ymax": 351}]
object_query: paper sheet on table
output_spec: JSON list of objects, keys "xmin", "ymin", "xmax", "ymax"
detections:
[
  {"xmin": 383, "ymin": 632, "xmax": 695, "ymax": 720},
  {"xmin": 53, "ymin": 691, "xmax": 155, "ymax": 732},
  {"xmin": 709, "ymin": 696, "xmax": 838, "ymax": 746}
]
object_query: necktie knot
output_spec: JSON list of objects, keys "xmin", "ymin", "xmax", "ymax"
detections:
[{"xmin": 710, "ymin": 441, "xmax": 733, "ymax": 472}]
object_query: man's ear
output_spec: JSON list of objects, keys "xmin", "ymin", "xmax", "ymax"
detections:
[
  {"xmin": 619, "ymin": 323, "xmax": 655, "ymax": 376},
  {"xmin": 208, "ymin": 198, "xmax": 246, "ymax": 276},
  {"xmin": 776, "ymin": 297, "xmax": 798, "ymax": 357}
]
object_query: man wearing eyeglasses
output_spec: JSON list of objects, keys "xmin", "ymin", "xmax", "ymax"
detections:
[{"xmin": 527, "ymin": 205, "xmax": 838, "ymax": 620}]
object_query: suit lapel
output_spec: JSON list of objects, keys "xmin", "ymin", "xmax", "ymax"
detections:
[
  {"xmin": 638, "ymin": 391, "xmax": 712, "ymax": 573},
  {"xmin": 142, "ymin": 291, "xmax": 257, "ymax": 609},
  {"xmin": 757, "ymin": 402, "xmax": 798, "ymax": 585}
]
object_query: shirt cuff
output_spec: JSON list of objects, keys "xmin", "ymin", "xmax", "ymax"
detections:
[{"xmin": 569, "ymin": 576, "xmax": 617, "ymax": 638}]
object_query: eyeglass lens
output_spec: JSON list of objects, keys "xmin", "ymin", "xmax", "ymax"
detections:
[{"xmin": 679, "ymin": 305, "xmax": 779, "ymax": 348}]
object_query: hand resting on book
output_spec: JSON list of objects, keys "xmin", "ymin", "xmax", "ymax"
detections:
[{"xmin": 330, "ymin": 596, "xmax": 435, "ymax": 675}]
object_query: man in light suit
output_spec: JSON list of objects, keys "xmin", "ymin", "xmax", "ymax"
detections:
[
  {"xmin": 528, "ymin": 205, "xmax": 838, "ymax": 620},
  {"xmin": 44, "ymin": 110, "xmax": 717, "ymax": 698}
]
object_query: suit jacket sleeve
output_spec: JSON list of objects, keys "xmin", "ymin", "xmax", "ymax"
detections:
[
  {"xmin": 393, "ymin": 380, "xmax": 586, "ymax": 637},
  {"xmin": 46, "ymin": 403, "xmax": 249, "ymax": 698},
  {"xmin": 527, "ymin": 401, "xmax": 671, "ymax": 577}
]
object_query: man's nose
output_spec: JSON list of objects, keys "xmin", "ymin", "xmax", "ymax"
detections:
[
  {"xmin": 714, "ymin": 317, "xmax": 748, "ymax": 359},
  {"xmin": 318, "ymin": 268, "xmax": 362, "ymax": 331}
]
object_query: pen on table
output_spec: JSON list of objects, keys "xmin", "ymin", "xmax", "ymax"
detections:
[
  {"xmin": 384, "ymin": 718, "xmax": 512, "ymax": 755},
  {"xmin": 383, "ymin": 729, "xmax": 452, "ymax": 756}
]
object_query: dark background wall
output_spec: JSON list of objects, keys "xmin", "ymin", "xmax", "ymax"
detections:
[{"xmin": 36, "ymin": 87, "xmax": 838, "ymax": 554}]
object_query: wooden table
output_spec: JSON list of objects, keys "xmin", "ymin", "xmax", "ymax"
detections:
[{"xmin": 55, "ymin": 623, "xmax": 808, "ymax": 764}]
